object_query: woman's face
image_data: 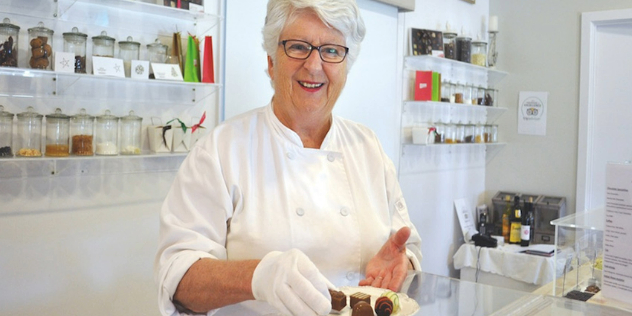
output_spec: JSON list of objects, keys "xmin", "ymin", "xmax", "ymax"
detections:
[{"xmin": 268, "ymin": 11, "xmax": 347, "ymax": 118}]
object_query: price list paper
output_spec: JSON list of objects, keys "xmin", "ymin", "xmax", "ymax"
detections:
[{"xmin": 603, "ymin": 162, "xmax": 632, "ymax": 303}]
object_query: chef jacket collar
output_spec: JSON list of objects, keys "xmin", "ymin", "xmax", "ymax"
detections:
[{"xmin": 266, "ymin": 102, "xmax": 336, "ymax": 151}]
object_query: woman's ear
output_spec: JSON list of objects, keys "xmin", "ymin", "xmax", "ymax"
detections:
[{"xmin": 267, "ymin": 55, "xmax": 274, "ymax": 80}]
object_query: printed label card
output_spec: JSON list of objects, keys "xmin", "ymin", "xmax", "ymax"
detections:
[{"xmin": 92, "ymin": 56, "xmax": 125, "ymax": 78}]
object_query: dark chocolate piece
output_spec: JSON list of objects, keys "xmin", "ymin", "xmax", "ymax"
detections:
[
  {"xmin": 564, "ymin": 290, "xmax": 595, "ymax": 302},
  {"xmin": 351, "ymin": 301, "xmax": 373, "ymax": 316},
  {"xmin": 375, "ymin": 296, "xmax": 393, "ymax": 316},
  {"xmin": 328, "ymin": 289, "xmax": 347, "ymax": 312},
  {"xmin": 350, "ymin": 292, "xmax": 371, "ymax": 308}
]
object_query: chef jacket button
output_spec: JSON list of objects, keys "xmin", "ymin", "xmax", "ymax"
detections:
[
  {"xmin": 327, "ymin": 153, "xmax": 335, "ymax": 162},
  {"xmin": 340, "ymin": 207, "xmax": 349, "ymax": 216},
  {"xmin": 287, "ymin": 152, "xmax": 295, "ymax": 160},
  {"xmin": 346, "ymin": 272, "xmax": 355, "ymax": 280},
  {"xmin": 296, "ymin": 208, "xmax": 305, "ymax": 216}
]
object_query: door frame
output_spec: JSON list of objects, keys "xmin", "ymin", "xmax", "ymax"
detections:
[{"xmin": 577, "ymin": 8, "xmax": 632, "ymax": 213}]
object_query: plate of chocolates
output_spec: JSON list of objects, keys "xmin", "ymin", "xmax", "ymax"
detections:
[{"xmin": 328, "ymin": 286, "xmax": 419, "ymax": 316}]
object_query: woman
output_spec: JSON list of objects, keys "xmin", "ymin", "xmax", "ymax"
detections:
[{"xmin": 155, "ymin": 0, "xmax": 422, "ymax": 315}]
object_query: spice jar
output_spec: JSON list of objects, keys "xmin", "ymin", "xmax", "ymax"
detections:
[
  {"xmin": 474, "ymin": 125, "xmax": 485, "ymax": 143},
  {"xmin": 463, "ymin": 84, "xmax": 472, "ymax": 105},
  {"xmin": 0, "ymin": 105, "xmax": 14, "ymax": 157},
  {"xmin": 463, "ymin": 124, "xmax": 475, "ymax": 143},
  {"xmin": 0, "ymin": 18, "xmax": 20, "ymax": 67},
  {"xmin": 95, "ymin": 110, "xmax": 118, "ymax": 156},
  {"xmin": 471, "ymin": 84, "xmax": 479, "ymax": 105},
  {"xmin": 477, "ymin": 86, "xmax": 485, "ymax": 105},
  {"xmin": 471, "ymin": 40, "xmax": 487, "ymax": 67},
  {"xmin": 16, "ymin": 106, "xmax": 43, "ymax": 157},
  {"xmin": 45, "ymin": 108, "xmax": 70, "ymax": 157},
  {"xmin": 63, "ymin": 27, "xmax": 88, "ymax": 73},
  {"xmin": 443, "ymin": 31, "xmax": 457, "ymax": 60},
  {"xmin": 440, "ymin": 81, "xmax": 452, "ymax": 103},
  {"xmin": 28, "ymin": 21, "xmax": 54, "ymax": 70},
  {"xmin": 92, "ymin": 31, "xmax": 116, "ymax": 58},
  {"xmin": 454, "ymin": 124, "xmax": 465, "ymax": 143},
  {"xmin": 70, "ymin": 108, "xmax": 94, "ymax": 156},
  {"xmin": 119, "ymin": 110, "xmax": 142, "ymax": 155},
  {"xmin": 444, "ymin": 124, "xmax": 456, "ymax": 144},
  {"xmin": 455, "ymin": 36, "xmax": 472, "ymax": 63},
  {"xmin": 433, "ymin": 123, "xmax": 445, "ymax": 144},
  {"xmin": 484, "ymin": 124, "xmax": 498, "ymax": 143},
  {"xmin": 484, "ymin": 88, "xmax": 497, "ymax": 106},
  {"xmin": 119, "ymin": 36, "xmax": 140, "ymax": 78},
  {"xmin": 454, "ymin": 82, "xmax": 464, "ymax": 104}
]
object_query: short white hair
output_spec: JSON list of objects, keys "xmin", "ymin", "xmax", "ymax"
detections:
[{"xmin": 262, "ymin": 0, "xmax": 366, "ymax": 72}]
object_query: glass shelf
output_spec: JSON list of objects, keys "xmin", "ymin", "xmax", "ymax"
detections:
[
  {"xmin": 0, "ymin": 67, "xmax": 221, "ymax": 105},
  {"xmin": 403, "ymin": 101, "xmax": 507, "ymax": 125},
  {"xmin": 405, "ymin": 55, "xmax": 508, "ymax": 87},
  {"xmin": 0, "ymin": 153, "xmax": 188, "ymax": 179}
]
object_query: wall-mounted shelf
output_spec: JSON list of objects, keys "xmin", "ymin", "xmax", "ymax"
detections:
[
  {"xmin": 399, "ymin": 143, "xmax": 506, "ymax": 175},
  {"xmin": 402, "ymin": 101, "xmax": 507, "ymax": 125},
  {"xmin": 0, "ymin": 153, "xmax": 187, "ymax": 179},
  {"xmin": 405, "ymin": 55, "xmax": 508, "ymax": 87},
  {"xmin": 0, "ymin": 68, "xmax": 221, "ymax": 105}
]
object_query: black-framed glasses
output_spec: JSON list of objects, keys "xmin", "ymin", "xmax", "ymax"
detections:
[{"xmin": 279, "ymin": 39, "xmax": 349, "ymax": 63}]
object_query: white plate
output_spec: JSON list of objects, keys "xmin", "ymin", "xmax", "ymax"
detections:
[{"xmin": 329, "ymin": 286, "xmax": 420, "ymax": 316}]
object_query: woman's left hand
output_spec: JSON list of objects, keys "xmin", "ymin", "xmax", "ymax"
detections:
[{"xmin": 358, "ymin": 226, "xmax": 412, "ymax": 292}]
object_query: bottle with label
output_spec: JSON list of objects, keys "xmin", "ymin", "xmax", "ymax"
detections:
[
  {"xmin": 509, "ymin": 196, "xmax": 522, "ymax": 244},
  {"xmin": 521, "ymin": 197, "xmax": 534, "ymax": 247},
  {"xmin": 502, "ymin": 195, "xmax": 512, "ymax": 243}
]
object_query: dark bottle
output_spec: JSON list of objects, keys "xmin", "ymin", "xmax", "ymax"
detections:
[
  {"xmin": 478, "ymin": 211, "xmax": 488, "ymax": 236},
  {"xmin": 509, "ymin": 196, "xmax": 522, "ymax": 244},
  {"xmin": 521, "ymin": 197, "xmax": 534, "ymax": 247}
]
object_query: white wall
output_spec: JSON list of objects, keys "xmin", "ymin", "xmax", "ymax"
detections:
[{"xmin": 486, "ymin": 0, "xmax": 632, "ymax": 216}]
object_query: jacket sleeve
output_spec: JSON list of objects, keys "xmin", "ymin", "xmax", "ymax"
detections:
[{"xmin": 154, "ymin": 136, "xmax": 234, "ymax": 316}]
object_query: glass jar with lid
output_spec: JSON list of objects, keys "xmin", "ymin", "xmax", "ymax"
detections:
[
  {"xmin": 443, "ymin": 31, "xmax": 458, "ymax": 60},
  {"xmin": 474, "ymin": 125, "xmax": 485, "ymax": 143},
  {"xmin": 0, "ymin": 18, "xmax": 20, "ymax": 67},
  {"xmin": 454, "ymin": 124, "xmax": 465, "ymax": 143},
  {"xmin": 119, "ymin": 36, "xmax": 140, "ymax": 78},
  {"xmin": 63, "ymin": 27, "xmax": 88, "ymax": 74},
  {"xmin": 471, "ymin": 84, "xmax": 479, "ymax": 105},
  {"xmin": 16, "ymin": 106, "xmax": 43, "ymax": 157},
  {"xmin": 455, "ymin": 36, "xmax": 472, "ymax": 63},
  {"xmin": 471, "ymin": 40, "xmax": 487, "ymax": 67},
  {"xmin": 0, "ymin": 105, "xmax": 14, "ymax": 157},
  {"xmin": 440, "ymin": 81, "xmax": 452, "ymax": 103},
  {"xmin": 70, "ymin": 108, "xmax": 94, "ymax": 156},
  {"xmin": 463, "ymin": 124, "xmax": 475, "ymax": 143},
  {"xmin": 95, "ymin": 110, "xmax": 118, "ymax": 156},
  {"xmin": 454, "ymin": 82, "xmax": 464, "ymax": 104},
  {"xmin": 147, "ymin": 39, "xmax": 168, "ymax": 78},
  {"xmin": 444, "ymin": 124, "xmax": 456, "ymax": 144},
  {"xmin": 484, "ymin": 124, "xmax": 498, "ymax": 143},
  {"xmin": 92, "ymin": 31, "xmax": 116, "ymax": 58},
  {"xmin": 28, "ymin": 21, "xmax": 54, "ymax": 70},
  {"xmin": 484, "ymin": 88, "xmax": 498, "ymax": 106},
  {"xmin": 463, "ymin": 84, "xmax": 473, "ymax": 105},
  {"xmin": 433, "ymin": 123, "xmax": 445, "ymax": 144},
  {"xmin": 45, "ymin": 108, "xmax": 70, "ymax": 157},
  {"xmin": 120, "ymin": 110, "xmax": 142, "ymax": 155},
  {"xmin": 477, "ymin": 86, "xmax": 485, "ymax": 105}
]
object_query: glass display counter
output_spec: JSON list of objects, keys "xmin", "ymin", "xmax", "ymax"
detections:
[
  {"xmin": 402, "ymin": 271, "xmax": 630, "ymax": 315},
  {"xmin": 550, "ymin": 208, "xmax": 604, "ymax": 298}
]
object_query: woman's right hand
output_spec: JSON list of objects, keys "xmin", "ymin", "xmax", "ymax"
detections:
[{"xmin": 251, "ymin": 249, "xmax": 333, "ymax": 315}]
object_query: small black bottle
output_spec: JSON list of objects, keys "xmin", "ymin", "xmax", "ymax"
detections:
[{"xmin": 521, "ymin": 197, "xmax": 534, "ymax": 247}]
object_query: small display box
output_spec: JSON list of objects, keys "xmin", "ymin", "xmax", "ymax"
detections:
[
  {"xmin": 534, "ymin": 195, "xmax": 567, "ymax": 244},
  {"xmin": 411, "ymin": 28, "xmax": 444, "ymax": 57}
]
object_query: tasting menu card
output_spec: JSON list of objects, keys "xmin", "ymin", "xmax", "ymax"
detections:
[{"xmin": 603, "ymin": 162, "xmax": 632, "ymax": 303}]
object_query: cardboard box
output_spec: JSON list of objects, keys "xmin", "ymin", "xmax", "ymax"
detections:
[{"xmin": 414, "ymin": 71, "xmax": 433, "ymax": 101}]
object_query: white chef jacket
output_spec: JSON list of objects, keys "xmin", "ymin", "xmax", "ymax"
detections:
[{"xmin": 155, "ymin": 103, "xmax": 422, "ymax": 316}]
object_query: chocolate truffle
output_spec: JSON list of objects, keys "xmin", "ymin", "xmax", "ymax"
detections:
[
  {"xmin": 351, "ymin": 301, "xmax": 373, "ymax": 316},
  {"xmin": 350, "ymin": 292, "xmax": 371, "ymax": 308},
  {"xmin": 374, "ymin": 296, "xmax": 393, "ymax": 316},
  {"xmin": 381, "ymin": 291, "xmax": 400, "ymax": 313},
  {"xmin": 328, "ymin": 289, "xmax": 347, "ymax": 312}
]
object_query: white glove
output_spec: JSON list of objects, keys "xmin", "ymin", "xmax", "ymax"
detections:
[{"xmin": 252, "ymin": 249, "xmax": 333, "ymax": 316}]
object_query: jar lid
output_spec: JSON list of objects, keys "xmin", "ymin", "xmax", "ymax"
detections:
[
  {"xmin": 92, "ymin": 30, "xmax": 116, "ymax": 42},
  {"xmin": 97, "ymin": 109, "xmax": 118, "ymax": 121},
  {"xmin": 46, "ymin": 108, "xmax": 70, "ymax": 120},
  {"xmin": 147, "ymin": 38, "xmax": 168, "ymax": 50},
  {"xmin": 472, "ymin": 40, "xmax": 487, "ymax": 45},
  {"xmin": 28, "ymin": 21, "xmax": 54, "ymax": 35},
  {"xmin": 71, "ymin": 108, "xmax": 94, "ymax": 120},
  {"xmin": 443, "ymin": 32, "xmax": 458, "ymax": 37},
  {"xmin": 120, "ymin": 110, "xmax": 143, "ymax": 121},
  {"xmin": 0, "ymin": 18, "xmax": 20, "ymax": 31},
  {"xmin": 17, "ymin": 106, "xmax": 43, "ymax": 119},
  {"xmin": 119, "ymin": 36, "xmax": 140, "ymax": 48},
  {"xmin": 0, "ymin": 105, "xmax": 13, "ymax": 118},
  {"xmin": 63, "ymin": 27, "xmax": 87, "ymax": 38}
]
